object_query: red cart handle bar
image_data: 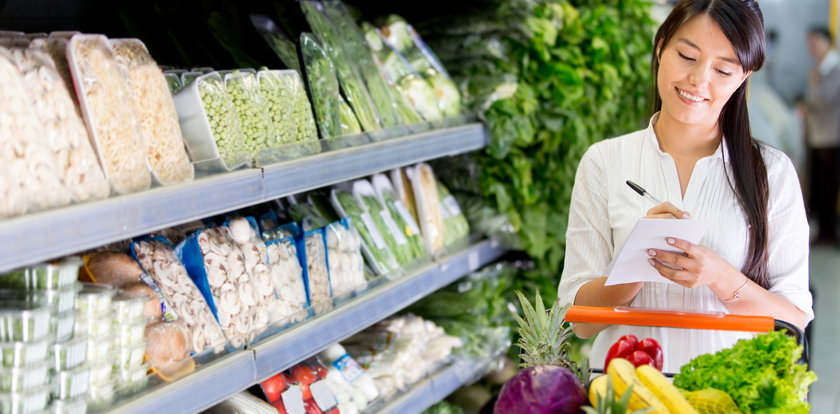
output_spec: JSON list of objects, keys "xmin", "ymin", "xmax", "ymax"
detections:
[{"xmin": 565, "ymin": 305, "xmax": 775, "ymax": 333}]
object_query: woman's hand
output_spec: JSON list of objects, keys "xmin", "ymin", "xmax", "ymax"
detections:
[
  {"xmin": 645, "ymin": 202, "xmax": 692, "ymax": 220},
  {"xmin": 647, "ymin": 237, "xmax": 740, "ymax": 289}
]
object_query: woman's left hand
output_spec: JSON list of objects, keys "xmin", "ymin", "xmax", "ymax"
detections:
[{"xmin": 647, "ymin": 237, "xmax": 739, "ymax": 289}]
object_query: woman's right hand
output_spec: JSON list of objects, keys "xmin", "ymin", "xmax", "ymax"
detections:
[{"xmin": 645, "ymin": 202, "xmax": 691, "ymax": 219}]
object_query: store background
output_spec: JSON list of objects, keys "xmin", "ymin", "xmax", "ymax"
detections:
[{"xmin": 0, "ymin": 0, "xmax": 837, "ymax": 412}]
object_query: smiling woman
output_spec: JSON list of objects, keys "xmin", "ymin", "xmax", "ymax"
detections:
[{"xmin": 558, "ymin": 0, "xmax": 813, "ymax": 373}]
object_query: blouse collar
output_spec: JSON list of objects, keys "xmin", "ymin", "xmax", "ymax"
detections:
[{"xmin": 645, "ymin": 112, "xmax": 727, "ymax": 162}]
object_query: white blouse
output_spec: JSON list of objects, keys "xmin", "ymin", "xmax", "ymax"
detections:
[{"xmin": 558, "ymin": 114, "xmax": 813, "ymax": 374}]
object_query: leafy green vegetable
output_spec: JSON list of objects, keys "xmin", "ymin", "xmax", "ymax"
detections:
[
  {"xmin": 437, "ymin": 183, "xmax": 470, "ymax": 247},
  {"xmin": 301, "ymin": 32, "xmax": 342, "ymax": 139},
  {"xmin": 378, "ymin": 185, "xmax": 426, "ymax": 260},
  {"xmin": 332, "ymin": 190, "xmax": 398, "ymax": 275},
  {"xmin": 673, "ymin": 330, "xmax": 817, "ymax": 413}
]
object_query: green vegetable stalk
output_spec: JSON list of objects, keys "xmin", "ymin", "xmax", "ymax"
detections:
[
  {"xmin": 359, "ymin": 194, "xmax": 416, "ymax": 266},
  {"xmin": 301, "ymin": 33, "xmax": 342, "ymax": 139},
  {"xmin": 338, "ymin": 97, "xmax": 362, "ymax": 136},
  {"xmin": 333, "ymin": 190, "xmax": 398, "ymax": 275},
  {"xmin": 437, "ymin": 183, "xmax": 470, "ymax": 247},
  {"xmin": 378, "ymin": 186, "xmax": 426, "ymax": 260}
]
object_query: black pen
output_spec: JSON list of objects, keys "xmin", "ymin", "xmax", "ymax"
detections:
[{"xmin": 626, "ymin": 180, "xmax": 663, "ymax": 205}]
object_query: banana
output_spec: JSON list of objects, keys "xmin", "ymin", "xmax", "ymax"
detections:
[
  {"xmin": 636, "ymin": 364, "xmax": 699, "ymax": 414},
  {"xmin": 588, "ymin": 374, "xmax": 610, "ymax": 408},
  {"xmin": 607, "ymin": 358, "xmax": 669, "ymax": 413}
]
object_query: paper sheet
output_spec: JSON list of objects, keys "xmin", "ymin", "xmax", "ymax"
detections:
[{"xmin": 605, "ymin": 218, "xmax": 710, "ymax": 286}]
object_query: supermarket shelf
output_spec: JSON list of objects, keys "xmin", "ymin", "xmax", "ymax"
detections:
[
  {"xmin": 261, "ymin": 123, "xmax": 487, "ymax": 199},
  {"xmin": 103, "ymin": 238, "xmax": 507, "ymax": 414},
  {"xmin": 373, "ymin": 356, "xmax": 492, "ymax": 414},
  {"xmin": 252, "ymin": 237, "xmax": 506, "ymax": 380},
  {"xmin": 0, "ymin": 123, "xmax": 487, "ymax": 273}
]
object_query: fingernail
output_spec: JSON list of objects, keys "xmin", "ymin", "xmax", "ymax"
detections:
[
  {"xmin": 682, "ymin": 213, "xmax": 691, "ymax": 219},
  {"xmin": 667, "ymin": 237, "xmax": 676, "ymax": 245},
  {"xmin": 647, "ymin": 249, "xmax": 656, "ymax": 256},
  {"xmin": 648, "ymin": 258, "xmax": 656, "ymax": 266}
]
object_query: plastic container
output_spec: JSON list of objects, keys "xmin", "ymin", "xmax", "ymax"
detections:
[
  {"xmin": 0, "ymin": 260, "xmax": 79, "ymax": 291},
  {"xmin": 117, "ymin": 363, "xmax": 149, "ymax": 390},
  {"xmin": 323, "ymin": 219, "xmax": 366, "ymax": 299},
  {"xmin": 49, "ymin": 311, "xmax": 74, "ymax": 343},
  {"xmin": 87, "ymin": 361, "xmax": 112, "ymax": 386},
  {"xmin": 114, "ymin": 321, "xmax": 145, "ymax": 348},
  {"xmin": 66, "ymin": 34, "xmax": 152, "ymax": 195},
  {"xmin": 41, "ymin": 284, "xmax": 79, "ymax": 315},
  {"xmin": 110, "ymin": 295, "xmax": 146, "ymax": 325},
  {"xmin": 172, "ymin": 71, "xmax": 249, "ymax": 173},
  {"xmin": 257, "ymin": 68, "xmax": 319, "ymax": 147},
  {"xmin": 0, "ymin": 362, "xmax": 49, "ymax": 393},
  {"xmin": 52, "ymin": 365, "xmax": 90, "ymax": 400},
  {"xmin": 224, "ymin": 70, "xmax": 275, "ymax": 157},
  {"xmin": 50, "ymin": 398, "xmax": 87, "ymax": 414},
  {"xmin": 0, "ymin": 386, "xmax": 50, "ymax": 414},
  {"xmin": 407, "ymin": 164, "xmax": 445, "ymax": 255},
  {"xmin": 114, "ymin": 343, "xmax": 145, "ymax": 371},
  {"xmin": 84, "ymin": 334, "xmax": 112, "ymax": 365},
  {"xmin": 49, "ymin": 338, "xmax": 87, "ymax": 372},
  {"xmin": 85, "ymin": 380, "xmax": 114, "ymax": 408},
  {"xmin": 354, "ymin": 179, "xmax": 418, "ymax": 267},
  {"xmin": 0, "ymin": 341, "xmax": 48, "ymax": 369},
  {"xmin": 0, "ymin": 305, "xmax": 50, "ymax": 343},
  {"xmin": 72, "ymin": 312, "xmax": 109, "ymax": 339},
  {"xmin": 75, "ymin": 283, "xmax": 116, "ymax": 317},
  {"xmin": 110, "ymin": 38, "xmax": 195, "ymax": 186},
  {"xmin": 330, "ymin": 189, "xmax": 398, "ymax": 277}
]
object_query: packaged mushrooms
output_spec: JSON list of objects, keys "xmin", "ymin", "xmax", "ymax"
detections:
[
  {"xmin": 66, "ymin": 34, "xmax": 151, "ymax": 194},
  {"xmin": 131, "ymin": 238, "xmax": 226, "ymax": 353},
  {"xmin": 263, "ymin": 226, "xmax": 308, "ymax": 325},
  {"xmin": 302, "ymin": 227, "xmax": 332, "ymax": 315},
  {"xmin": 324, "ymin": 219, "xmax": 366, "ymax": 299},
  {"xmin": 111, "ymin": 38, "xmax": 194, "ymax": 185},
  {"xmin": 226, "ymin": 217, "xmax": 279, "ymax": 332}
]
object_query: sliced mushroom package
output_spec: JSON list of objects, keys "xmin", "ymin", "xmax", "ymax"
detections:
[
  {"xmin": 131, "ymin": 238, "xmax": 226, "ymax": 354},
  {"xmin": 263, "ymin": 224, "xmax": 308, "ymax": 325},
  {"xmin": 300, "ymin": 227, "xmax": 332, "ymax": 315},
  {"xmin": 324, "ymin": 218, "xmax": 367, "ymax": 299},
  {"xmin": 225, "ymin": 217, "xmax": 281, "ymax": 332}
]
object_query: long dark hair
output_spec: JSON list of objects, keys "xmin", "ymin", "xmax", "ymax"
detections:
[{"xmin": 651, "ymin": 0, "xmax": 770, "ymax": 289}]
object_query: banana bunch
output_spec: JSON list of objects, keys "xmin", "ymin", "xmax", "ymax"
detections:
[{"xmin": 588, "ymin": 358, "xmax": 698, "ymax": 414}]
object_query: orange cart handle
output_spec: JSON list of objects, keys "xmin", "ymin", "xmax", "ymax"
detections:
[{"xmin": 565, "ymin": 306, "xmax": 775, "ymax": 333}]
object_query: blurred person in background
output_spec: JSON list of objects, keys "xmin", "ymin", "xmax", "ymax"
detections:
[{"xmin": 803, "ymin": 26, "xmax": 840, "ymax": 246}]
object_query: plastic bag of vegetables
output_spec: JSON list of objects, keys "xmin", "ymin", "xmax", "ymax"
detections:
[
  {"xmin": 372, "ymin": 174, "xmax": 427, "ymax": 261},
  {"xmin": 437, "ymin": 182, "xmax": 470, "ymax": 246},
  {"xmin": 353, "ymin": 179, "xmax": 421, "ymax": 268},
  {"xmin": 331, "ymin": 188, "xmax": 398, "ymax": 277},
  {"xmin": 301, "ymin": 32, "xmax": 341, "ymax": 139}
]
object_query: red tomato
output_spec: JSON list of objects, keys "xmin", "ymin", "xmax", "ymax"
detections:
[
  {"xmin": 261, "ymin": 374, "xmax": 289, "ymax": 403},
  {"xmin": 291, "ymin": 365, "xmax": 317, "ymax": 385},
  {"xmin": 271, "ymin": 399, "xmax": 287, "ymax": 414},
  {"xmin": 304, "ymin": 399, "xmax": 324, "ymax": 414},
  {"xmin": 637, "ymin": 338, "xmax": 664, "ymax": 371}
]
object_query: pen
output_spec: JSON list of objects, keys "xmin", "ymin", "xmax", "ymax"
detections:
[{"xmin": 626, "ymin": 180, "xmax": 663, "ymax": 205}]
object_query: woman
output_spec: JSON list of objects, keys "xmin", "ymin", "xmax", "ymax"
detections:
[{"xmin": 558, "ymin": 0, "xmax": 813, "ymax": 373}]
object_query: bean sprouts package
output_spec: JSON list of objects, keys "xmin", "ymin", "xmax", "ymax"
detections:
[
  {"xmin": 175, "ymin": 227, "xmax": 259, "ymax": 348},
  {"xmin": 437, "ymin": 182, "xmax": 470, "ymax": 247},
  {"xmin": 0, "ymin": 48, "xmax": 71, "ymax": 218},
  {"xmin": 28, "ymin": 38, "xmax": 76, "ymax": 104},
  {"xmin": 330, "ymin": 189, "xmax": 398, "ymax": 277},
  {"xmin": 301, "ymin": 32, "xmax": 341, "ymax": 139},
  {"xmin": 66, "ymin": 34, "xmax": 152, "ymax": 194},
  {"xmin": 352, "ymin": 179, "xmax": 420, "ymax": 268},
  {"xmin": 372, "ymin": 174, "xmax": 427, "ymax": 260},
  {"xmin": 263, "ymin": 224, "xmax": 308, "ymax": 325},
  {"xmin": 324, "ymin": 218, "xmax": 366, "ymax": 300},
  {"xmin": 130, "ymin": 238, "xmax": 227, "ymax": 354},
  {"xmin": 225, "ymin": 217, "xmax": 280, "ymax": 332},
  {"xmin": 172, "ymin": 72, "xmax": 249, "ymax": 173},
  {"xmin": 9, "ymin": 48, "xmax": 110, "ymax": 204},
  {"xmin": 110, "ymin": 38, "xmax": 195, "ymax": 185},
  {"xmin": 300, "ymin": 227, "xmax": 332, "ymax": 315},
  {"xmin": 223, "ymin": 70, "xmax": 275, "ymax": 158},
  {"xmin": 406, "ymin": 164, "xmax": 445, "ymax": 256}
]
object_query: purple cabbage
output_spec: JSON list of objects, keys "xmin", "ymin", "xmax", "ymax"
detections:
[{"xmin": 494, "ymin": 365, "xmax": 586, "ymax": 414}]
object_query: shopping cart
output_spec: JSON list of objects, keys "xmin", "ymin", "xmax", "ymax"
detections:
[{"xmin": 564, "ymin": 305, "xmax": 809, "ymax": 376}]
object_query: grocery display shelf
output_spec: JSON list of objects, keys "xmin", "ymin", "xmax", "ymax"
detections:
[
  {"xmin": 0, "ymin": 123, "xmax": 487, "ymax": 273},
  {"xmin": 371, "ymin": 356, "xmax": 492, "ymax": 414},
  {"xmin": 105, "ymin": 238, "xmax": 507, "ymax": 414}
]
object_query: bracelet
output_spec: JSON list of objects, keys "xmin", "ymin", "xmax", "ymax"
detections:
[{"xmin": 721, "ymin": 278, "xmax": 749, "ymax": 303}]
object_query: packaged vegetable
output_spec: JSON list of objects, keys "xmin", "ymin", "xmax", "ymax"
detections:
[
  {"xmin": 110, "ymin": 38, "xmax": 195, "ymax": 186},
  {"xmin": 74, "ymin": 283, "xmax": 115, "ymax": 318},
  {"xmin": 181, "ymin": 71, "xmax": 202, "ymax": 88},
  {"xmin": 83, "ymin": 335, "xmax": 111, "ymax": 368},
  {"xmin": 131, "ymin": 238, "xmax": 227, "ymax": 353},
  {"xmin": 0, "ymin": 362, "xmax": 48, "ymax": 393},
  {"xmin": 66, "ymin": 34, "xmax": 152, "ymax": 194},
  {"xmin": 114, "ymin": 343, "xmax": 146, "ymax": 371},
  {"xmin": 176, "ymin": 227, "xmax": 259, "ymax": 348},
  {"xmin": 52, "ymin": 365, "xmax": 89, "ymax": 400},
  {"xmin": 324, "ymin": 219, "xmax": 367, "ymax": 299},
  {"xmin": 72, "ymin": 312, "xmax": 107, "ymax": 338},
  {"xmin": 263, "ymin": 226, "xmax": 308, "ymax": 325},
  {"xmin": 250, "ymin": 14, "xmax": 301, "ymax": 72},
  {"xmin": 301, "ymin": 228, "xmax": 332, "ymax": 315},
  {"xmin": 319, "ymin": 344, "xmax": 379, "ymax": 403},
  {"xmin": 372, "ymin": 174, "xmax": 427, "ymax": 261},
  {"xmin": 0, "ymin": 341, "xmax": 48, "ymax": 369},
  {"xmin": 330, "ymin": 189, "xmax": 398, "ymax": 277},
  {"xmin": 117, "ymin": 363, "xmax": 149, "ymax": 390},
  {"xmin": 48, "ymin": 338, "xmax": 87, "ymax": 372},
  {"xmin": 0, "ymin": 386, "xmax": 50, "ymax": 414},
  {"xmin": 110, "ymin": 294, "xmax": 146, "ymax": 325},
  {"xmin": 301, "ymin": 33, "xmax": 341, "ymax": 139},
  {"xmin": 0, "ymin": 49, "xmax": 70, "ymax": 217},
  {"xmin": 164, "ymin": 71, "xmax": 183, "ymax": 93},
  {"xmin": 87, "ymin": 359, "xmax": 112, "ymax": 387},
  {"xmin": 85, "ymin": 380, "xmax": 114, "ymax": 408},
  {"xmin": 49, "ymin": 311, "xmax": 74, "ymax": 343},
  {"xmin": 120, "ymin": 281, "xmax": 166, "ymax": 323},
  {"xmin": 50, "ymin": 398, "xmax": 87, "ymax": 414},
  {"xmin": 257, "ymin": 69, "xmax": 319, "ymax": 148},
  {"xmin": 224, "ymin": 70, "xmax": 276, "ymax": 157},
  {"xmin": 437, "ymin": 182, "xmax": 470, "ymax": 246},
  {"xmin": 28, "ymin": 38, "xmax": 76, "ymax": 105},
  {"xmin": 9, "ymin": 48, "xmax": 110, "ymax": 204},
  {"xmin": 391, "ymin": 168, "xmax": 419, "ymax": 225},
  {"xmin": 338, "ymin": 96, "xmax": 362, "ymax": 136},
  {"xmin": 0, "ymin": 304, "xmax": 50, "ymax": 343},
  {"xmin": 0, "ymin": 259, "xmax": 80, "ymax": 291},
  {"xmin": 114, "ymin": 321, "xmax": 146, "ymax": 348},
  {"xmin": 407, "ymin": 164, "xmax": 446, "ymax": 255},
  {"xmin": 0, "ymin": 285, "xmax": 78, "ymax": 316},
  {"xmin": 226, "ymin": 217, "xmax": 281, "ymax": 331},
  {"xmin": 353, "ymin": 179, "xmax": 419, "ymax": 267},
  {"xmin": 144, "ymin": 320, "xmax": 192, "ymax": 377}
]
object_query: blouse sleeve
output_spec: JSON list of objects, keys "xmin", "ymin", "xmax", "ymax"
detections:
[
  {"xmin": 764, "ymin": 150, "xmax": 814, "ymax": 324},
  {"xmin": 558, "ymin": 143, "xmax": 614, "ymax": 308}
]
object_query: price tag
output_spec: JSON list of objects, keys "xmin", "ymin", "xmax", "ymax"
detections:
[
  {"xmin": 443, "ymin": 196, "xmax": 462, "ymax": 216},
  {"xmin": 380, "ymin": 210, "xmax": 408, "ymax": 245},
  {"xmin": 468, "ymin": 251, "xmax": 480, "ymax": 272},
  {"xmin": 310, "ymin": 380, "xmax": 337, "ymax": 411},
  {"xmin": 360, "ymin": 213, "xmax": 387, "ymax": 250},
  {"xmin": 394, "ymin": 201, "xmax": 420, "ymax": 235},
  {"xmin": 332, "ymin": 354, "xmax": 365, "ymax": 383},
  {"xmin": 281, "ymin": 385, "xmax": 306, "ymax": 414}
]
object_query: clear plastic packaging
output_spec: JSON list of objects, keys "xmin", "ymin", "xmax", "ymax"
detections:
[
  {"xmin": 300, "ymin": 33, "xmax": 341, "ymax": 139},
  {"xmin": 225, "ymin": 217, "xmax": 279, "ymax": 332},
  {"xmin": 0, "ymin": 386, "xmax": 50, "ymax": 414},
  {"xmin": 114, "ymin": 321, "xmax": 145, "ymax": 348},
  {"xmin": 302, "ymin": 228, "xmax": 332, "ymax": 314},
  {"xmin": 72, "ymin": 312, "xmax": 108, "ymax": 338},
  {"xmin": 330, "ymin": 189, "xmax": 398, "ymax": 276},
  {"xmin": 40, "ymin": 284, "xmax": 79, "ymax": 315},
  {"xmin": 75, "ymin": 283, "xmax": 116, "ymax": 317},
  {"xmin": 264, "ymin": 228, "xmax": 308, "ymax": 325},
  {"xmin": 49, "ymin": 311, "xmax": 74, "ymax": 343},
  {"xmin": 131, "ymin": 238, "xmax": 226, "ymax": 354},
  {"xmin": 0, "ymin": 362, "xmax": 49, "ymax": 393},
  {"xmin": 164, "ymin": 71, "xmax": 182, "ymax": 93},
  {"xmin": 110, "ymin": 38, "xmax": 195, "ymax": 186},
  {"xmin": 372, "ymin": 174, "xmax": 426, "ymax": 261},
  {"xmin": 52, "ymin": 365, "xmax": 89, "ymax": 400},
  {"xmin": 66, "ymin": 34, "xmax": 152, "ymax": 194},
  {"xmin": 117, "ymin": 363, "xmax": 149, "ymax": 390},
  {"xmin": 8, "ymin": 48, "xmax": 110, "ymax": 204},
  {"xmin": 324, "ymin": 219, "xmax": 366, "ymax": 299},
  {"xmin": 50, "ymin": 398, "xmax": 87, "ymax": 414},
  {"xmin": 110, "ymin": 295, "xmax": 146, "ymax": 325},
  {"xmin": 143, "ymin": 320, "xmax": 192, "ymax": 376},
  {"xmin": 257, "ymin": 69, "xmax": 319, "ymax": 146},
  {"xmin": 0, "ymin": 260, "xmax": 79, "ymax": 291},
  {"xmin": 86, "ymin": 360, "xmax": 111, "ymax": 386},
  {"xmin": 0, "ymin": 341, "xmax": 48, "ymax": 369},
  {"xmin": 0, "ymin": 49, "xmax": 71, "ymax": 218},
  {"xmin": 353, "ymin": 179, "xmax": 419, "ymax": 267},
  {"xmin": 84, "ymin": 334, "xmax": 111, "ymax": 364},
  {"xmin": 250, "ymin": 14, "xmax": 301, "ymax": 72},
  {"xmin": 407, "ymin": 164, "xmax": 445, "ymax": 255},
  {"xmin": 114, "ymin": 343, "xmax": 145, "ymax": 371},
  {"xmin": 0, "ymin": 305, "xmax": 50, "ymax": 343},
  {"xmin": 338, "ymin": 96, "xmax": 362, "ymax": 136},
  {"xmin": 224, "ymin": 70, "xmax": 275, "ymax": 157},
  {"xmin": 437, "ymin": 182, "xmax": 470, "ymax": 247},
  {"xmin": 85, "ymin": 380, "xmax": 114, "ymax": 408},
  {"xmin": 48, "ymin": 338, "xmax": 87, "ymax": 372}
]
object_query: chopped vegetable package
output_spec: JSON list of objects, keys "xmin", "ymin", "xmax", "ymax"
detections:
[
  {"xmin": 331, "ymin": 189, "xmax": 398, "ymax": 276},
  {"xmin": 353, "ymin": 180, "xmax": 417, "ymax": 267},
  {"xmin": 111, "ymin": 38, "xmax": 195, "ymax": 186},
  {"xmin": 263, "ymin": 224, "xmax": 308, "ymax": 324},
  {"xmin": 66, "ymin": 35, "xmax": 152, "ymax": 194},
  {"xmin": 224, "ymin": 70, "xmax": 276, "ymax": 156},
  {"xmin": 301, "ymin": 32, "xmax": 341, "ymax": 139},
  {"xmin": 437, "ymin": 182, "xmax": 470, "ymax": 246},
  {"xmin": 257, "ymin": 69, "xmax": 319, "ymax": 148},
  {"xmin": 407, "ymin": 164, "xmax": 446, "ymax": 255},
  {"xmin": 226, "ymin": 217, "xmax": 282, "ymax": 332},
  {"xmin": 372, "ymin": 174, "xmax": 427, "ymax": 262}
]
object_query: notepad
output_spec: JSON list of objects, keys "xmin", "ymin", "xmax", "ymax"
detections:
[{"xmin": 605, "ymin": 218, "xmax": 711, "ymax": 286}]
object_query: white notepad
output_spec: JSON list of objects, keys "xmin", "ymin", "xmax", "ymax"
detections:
[{"xmin": 605, "ymin": 218, "xmax": 711, "ymax": 286}]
